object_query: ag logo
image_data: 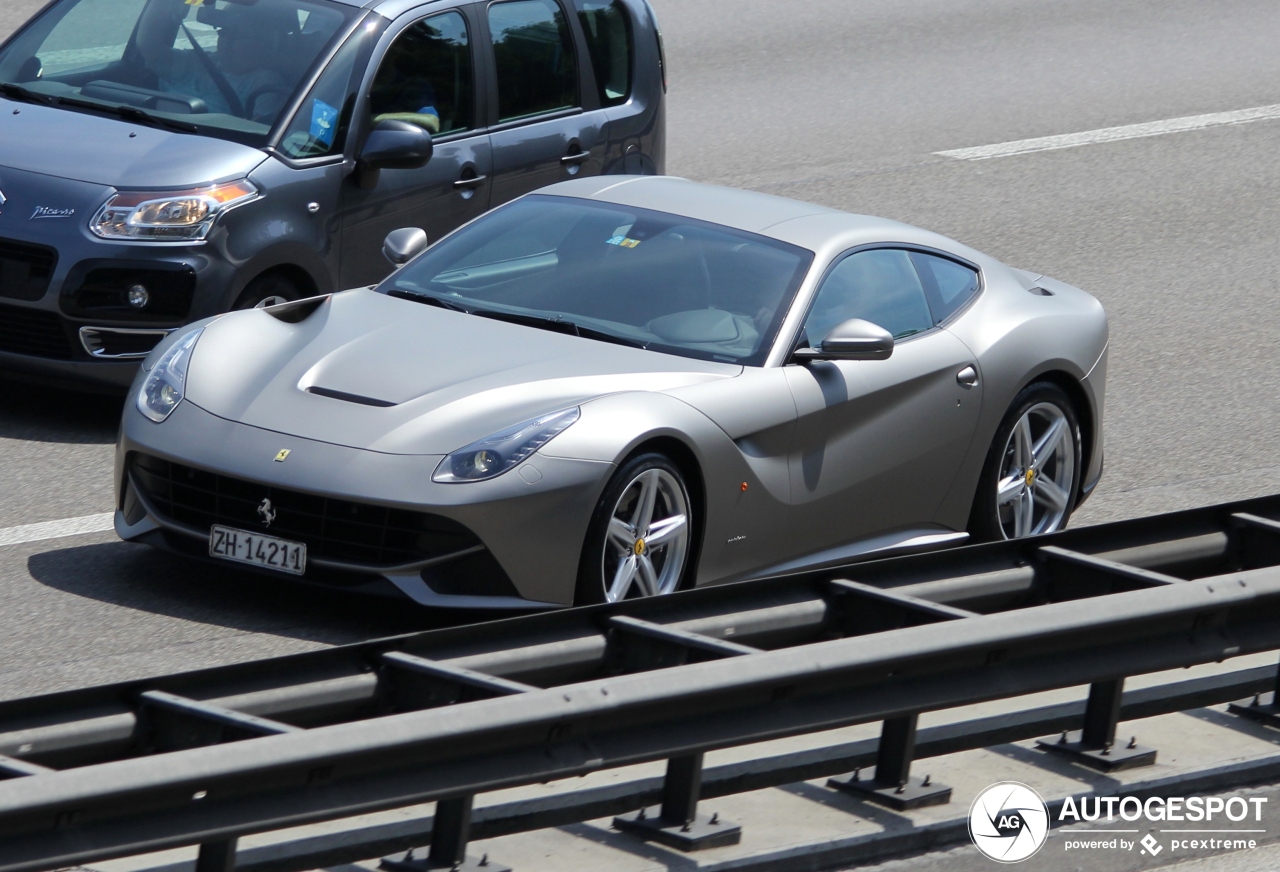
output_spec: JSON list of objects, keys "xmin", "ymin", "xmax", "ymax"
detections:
[{"xmin": 969, "ymin": 782, "xmax": 1049, "ymax": 863}]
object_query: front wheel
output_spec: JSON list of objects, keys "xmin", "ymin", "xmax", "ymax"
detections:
[
  {"xmin": 576, "ymin": 453, "xmax": 694, "ymax": 605},
  {"xmin": 233, "ymin": 274, "xmax": 300, "ymax": 310},
  {"xmin": 969, "ymin": 382, "xmax": 1081, "ymax": 541}
]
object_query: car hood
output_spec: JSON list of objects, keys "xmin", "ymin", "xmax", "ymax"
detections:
[
  {"xmin": 184, "ymin": 289, "xmax": 741, "ymax": 455},
  {"xmin": 0, "ymin": 98, "xmax": 267, "ymax": 188}
]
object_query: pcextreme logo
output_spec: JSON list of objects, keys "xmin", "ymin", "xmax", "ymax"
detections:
[{"xmin": 969, "ymin": 782, "xmax": 1050, "ymax": 863}]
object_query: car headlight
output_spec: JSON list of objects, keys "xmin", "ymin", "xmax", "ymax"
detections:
[
  {"xmin": 91, "ymin": 180, "xmax": 259, "ymax": 242},
  {"xmin": 136, "ymin": 327, "xmax": 203, "ymax": 422},
  {"xmin": 433, "ymin": 407, "xmax": 581, "ymax": 483}
]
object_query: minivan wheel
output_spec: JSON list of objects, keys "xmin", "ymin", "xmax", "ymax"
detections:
[
  {"xmin": 576, "ymin": 453, "xmax": 693, "ymax": 605},
  {"xmin": 233, "ymin": 274, "xmax": 300, "ymax": 310},
  {"xmin": 969, "ymin": 382, "xmax": 1081, "ymax": 541}
]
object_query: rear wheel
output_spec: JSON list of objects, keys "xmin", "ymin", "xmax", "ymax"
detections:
[
  {"xmin": 969, "ymin": 382, "xmax": 1081, "ymax": 541},
  {"xmin": 576, "ymin": 453, "xmax": 693, "ymax": 605},
  {"xmin": 233, "ymin": 274, "xmax": 300, "ymax": 310}
]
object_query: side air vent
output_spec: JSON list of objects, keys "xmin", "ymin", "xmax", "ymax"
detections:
[
  {"xmin": 1026, "ymin": 286, "xmax": 1054, "ymax": 296},
  {"xmin": 306, "ymin": 386, "xmax": 397, "ymax": 407}
]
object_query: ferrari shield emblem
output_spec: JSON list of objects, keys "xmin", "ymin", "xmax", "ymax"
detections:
[{"xmin": 274, "ymin": 449, "xmax": 291, "ymax": 462}]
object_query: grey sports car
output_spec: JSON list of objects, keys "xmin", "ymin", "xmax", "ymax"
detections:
[{"xmin": 114, "ymin": 176, "xmax": 1107, "ymax": 609}]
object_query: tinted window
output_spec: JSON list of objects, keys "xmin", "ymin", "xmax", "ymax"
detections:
[
  {"xmin": 910, "ymin": 251, "xmax": 980, "ymax": 324},
  {"xmin": 383, "ymin": 195, "xmax": 812, "ymax": 366},
  {"xmin": 279, "ymin": 23, "xmax": 375, "ymax": 159},
  {"xmin": 488, "ymin": 0, "xmax": 577, "ymax": 122},
  {"xmin": 575, "ymin": 0, "xmax": 631, "ymax": 106},
  {"xmin": 802, "ymin": 249, "xmax": 933, "ymax": 343},
  {"xmin": 369, "ymin": 12, "xmax": 473, "ymax": 137}
]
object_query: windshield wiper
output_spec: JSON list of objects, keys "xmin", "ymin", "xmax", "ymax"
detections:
[
  {"xmin": 473, "ymin": 310, "xmax": 647, "ymax": 349},
  {"xmin": 386, "ymin": 288, "xmax": 471, "ymax": 312},
  {"xmin": 93, "ymin": 103, "xmax": 199, "ymax": 133},
  {"xmin": 0, "ymin": 82, "xmax": 57, "ymax": 106}
]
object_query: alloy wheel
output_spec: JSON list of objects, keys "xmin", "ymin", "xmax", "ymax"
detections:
[
  {"xmin": 601, "ymin": 467, "xmax": 690, "ymax": 602},
  {"xmin": 995, "ymin": 401, "xmax": 1076, "ymax": 539}
]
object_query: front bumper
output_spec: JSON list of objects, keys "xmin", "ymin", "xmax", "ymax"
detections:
[{"xmin": 116, "ymin": 399, "xmax": 612, "ymax": 607}]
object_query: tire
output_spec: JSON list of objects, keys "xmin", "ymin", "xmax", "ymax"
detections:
[
  {"xmin": 969, "ymin": 381, "xmax": 1082, "ymax": 542},
  {"xmin": 575, "ymin": 453, "xmax": 695, "ymax": 605},
  {"xmin": 232, "ymin": 274, "xmax": 300, "ymax": 310}
]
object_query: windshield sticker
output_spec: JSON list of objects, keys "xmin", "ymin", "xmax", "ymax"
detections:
[
  {"xmin": 310, "ymin": 99, "xmax": 339, "ymax": 147},
  {"xmin": 606, "ymin": 236, "xmax": 642, "ymax": 248}
]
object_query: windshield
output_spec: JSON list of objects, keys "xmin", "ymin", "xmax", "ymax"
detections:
[
  {"xmin": 381, "ymin": 195, "xmax": 814, "ymax": 366},
  {"xmin": 0, "ymin": 0, "xmax": 358, "ymax": 146}
]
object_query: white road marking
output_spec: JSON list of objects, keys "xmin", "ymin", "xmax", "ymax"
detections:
[
  {"xmin": 937, "ymin": 103, "xmax": 1280, "ymax": 161},
  {"xmin": 0, "ymin": 512, "xmax": 114, "ymax": 547}
]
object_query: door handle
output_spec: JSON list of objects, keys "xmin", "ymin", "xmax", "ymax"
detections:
[
  {"xmin": 956, "ymin": 365, "xmax": 979, "ymax": 388},
  {"xmin": 453, "ymin": 175, "xmax": 487, "ymax": 189},
  {"xmin": 561, "ymin": 151, "xmax": 591, "ymax": 165}
]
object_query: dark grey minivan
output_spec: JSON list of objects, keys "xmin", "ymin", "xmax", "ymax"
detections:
[{"xmin": 0, "ymin": 0, "xmax": 665, "ymax": 389}]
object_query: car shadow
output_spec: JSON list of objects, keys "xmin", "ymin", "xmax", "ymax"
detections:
[
  {"xmin": 0, "ymin": 377, "xmax": 124, "ymax": 445},
  {"xmin": 27, "ymin": 540, "xmax": 490, "ymax": 644}
]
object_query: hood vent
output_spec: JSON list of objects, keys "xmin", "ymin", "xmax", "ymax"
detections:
[
  {"xmin": 306, "ymin": 386, "xmax": 397, "ymax": 407},
  {"xmin": 266, "ymin": 294, "xmax": 330, "ymax": 323}
]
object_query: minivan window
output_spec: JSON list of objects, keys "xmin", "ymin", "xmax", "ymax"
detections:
[
  {"xmin": 369, "ymin": 12, "xmax": 474, "ymax": 137},
  {"xmin": 0, "ymin": 0, "xmax": 358, "ymax": 146},
  {"xmin": 575, "ymin": 0, "xmax": 632, "ymax": 107},
  {"xmin": 488, "ymin": 0, "xmax": 577, "ymax": 123},
  {"xmin": 279, "ymin": 19, "xmax": 381, "ymax": 160}
]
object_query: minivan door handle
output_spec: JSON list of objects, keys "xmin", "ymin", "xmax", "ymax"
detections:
[
  {"xmin": 956, "ymin": 365, "xmax": 979, "ymax": 388},
  {"xmin": 561, "ymin": 151, "xmax": 590, "ymax": 165},
  {"xmin": 453, "ymin": 175, "xmax": 487, "ymax": 189}
]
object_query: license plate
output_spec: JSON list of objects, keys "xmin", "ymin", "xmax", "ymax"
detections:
[{"xmin": 209, "ymin": 525, "xmax": 307, "ymax": 575}]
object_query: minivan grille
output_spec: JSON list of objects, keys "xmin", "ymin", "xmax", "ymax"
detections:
[
  {"xmin": 130, "ymin": 453, "xmax": 482, "ymax": 569},
  {"xmin": 0, "ymin": 303, "xmax": 74, "ymax": 359},
  {"xmin": 0, "ymin": 238, "xmax": 57, "ymax": 302}
]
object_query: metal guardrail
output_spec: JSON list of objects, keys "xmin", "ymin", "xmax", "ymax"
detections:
[{"xmin": 5, "ymin": 495, "xmax": 1280, "ymax": 871}]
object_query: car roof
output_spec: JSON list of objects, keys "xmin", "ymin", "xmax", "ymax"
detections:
[{"xmin": 538, "ymin": 176, "xmax": 987, "ymax": 261}]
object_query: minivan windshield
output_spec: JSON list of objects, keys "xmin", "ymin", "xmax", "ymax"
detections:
[
  {"xmin": 0, "ymin": 0, "xmax": 358, "ymax": 146},
  {"xmin": 381, "ymin": 196, "xmax": 815, "ymax": 367}
]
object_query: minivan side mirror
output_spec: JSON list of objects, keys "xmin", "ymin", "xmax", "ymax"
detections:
[
  {"xmin": 359, "ymin": 119, "xmax": 434, "ymax": 171},
  {"xmin": 383, "ymin": 228, "xmax": 428, "ymax": 267},
  {"xmin": 792, "ymin": 318, "xmax": 894, "ymax": 362}
]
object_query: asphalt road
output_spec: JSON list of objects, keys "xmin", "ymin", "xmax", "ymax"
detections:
[{"xmin": 4, "ymin": 0, "xmax": 1280, "ymax": 699}]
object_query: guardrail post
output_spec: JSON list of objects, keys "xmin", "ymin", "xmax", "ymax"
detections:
[
  {"xmin": 1036, "ymin": 677, "xmax": 1156, "ymax": 771},
  {"xmin": 381, "ymin": 795, "xmax": 510, "ymax": 871},
  {"xmin": 195, "ymin": 839, "xmax": 236, "ymax": 872},
  {"xmin": 1228, "ymin": 653, "xmax": 1280, "ymax": 726},
  {"xmin": 827, "ymin": 713, "xmax": 952, "ymax": 810},
  {"xmin": 613, "ymin": 753, "xmax": 742, "ymax": 850}
]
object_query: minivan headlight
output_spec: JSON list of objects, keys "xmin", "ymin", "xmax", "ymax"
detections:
[
  {"xmin": 137, "ymin": 327, "xmax": 203, "ymax": 422},
  {"xmin": 433, "ymin": 407, "xmax": 580, "ymax": 483},
  {"xmin": 92, "ymin": 180, "xmax": 259, "ymax": 242}
]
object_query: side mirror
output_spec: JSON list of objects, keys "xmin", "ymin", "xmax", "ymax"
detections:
[
  {"xmin": 792, "ymin": 318, "xmax": 894, "ymax": 362},
  {"xmin": 359, "ymin": 119, "xmax": 434, "ymax": 171},
  {"xmin": 383, "ymin": 227, "xmax": 428, "ymax": 267}
]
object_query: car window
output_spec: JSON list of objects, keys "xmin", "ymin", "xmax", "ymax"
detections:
[
  {"xmin": 910, "ymin": 251, "xmax": 980, "ymax": 324},
  {"xmin": 488, "ymin": 0, "xmax": 578, "ymax": 123},
  {"xmin": 574, "ymin": 0, "xmax": 632, "ymax": 107},
  {"xmin": 382, "ymin": 195, "xmax": 812, "ymax": 366},
  {"xmin": 0, "ymin": 0, "xmax": 356, "ymax": 146},
  {"xmin": 802, "ymin": 248, "xmax": 934, "ymax": 344},
  {"xmin": 368, "ymin": 12, "xmax": 473, "ymax": 138},
  {"xmin": 278, "ymin": 22, "xmax": 377, "ymax": 159}
]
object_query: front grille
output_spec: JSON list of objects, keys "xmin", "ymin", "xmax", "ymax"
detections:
[
  {"xmin": 0, "ymin": 302, "xmax": 75, "ymax": 359},
  {"xmin": 130, "ymin": 453, "xmax": 482, "ymax": 569},
  {"xmin": 0, "ymin": 237, "xmax": 57, "ymax": 302}
]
